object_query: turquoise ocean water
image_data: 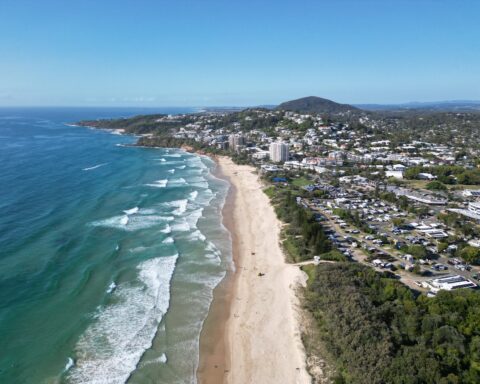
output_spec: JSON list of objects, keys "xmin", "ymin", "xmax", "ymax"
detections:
[{"xmin": 0, "ymin": 108, "xmax": 231, "ymax": 383}]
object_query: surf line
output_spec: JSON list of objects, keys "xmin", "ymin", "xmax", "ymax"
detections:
[{"xmin": 82, "ymin": 163, "xmax": 108, "ymax": 171}]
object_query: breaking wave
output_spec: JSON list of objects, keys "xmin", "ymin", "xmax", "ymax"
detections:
[
  {"xmin": 145, "ymin": 179, "xmax": 168, "ymax": 188},
  {"xmin": 82, "ymin": 163, "xmax": 108, "ymax": 171},
  {"xmin": 67, "ymin": 255, "xmax": 178, "ymax": 384}
]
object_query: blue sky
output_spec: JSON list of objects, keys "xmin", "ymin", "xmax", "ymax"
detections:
[{"xmin": 1, "ymin": 0, "xmax": 479, "ymax": 106}]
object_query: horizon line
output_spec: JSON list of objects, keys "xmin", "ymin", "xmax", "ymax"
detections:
[{"xmin": 2, "ymin": 99, "xmax": 480, "ymax": 109}]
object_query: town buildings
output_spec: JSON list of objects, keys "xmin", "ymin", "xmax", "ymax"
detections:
[
  {"xmin": 228, "ymin": 134, "xmax": 245, "ymax": 152},
  {"xmin": 269, "ymin": 142, "xmax": 289, "ymax": 162}
]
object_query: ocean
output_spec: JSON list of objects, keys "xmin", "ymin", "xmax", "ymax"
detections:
[{"xmin": 0, "ymin": 108, "xmax": 232, "ymax": 383}]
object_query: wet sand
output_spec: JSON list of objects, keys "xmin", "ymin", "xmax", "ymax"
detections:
[{"xmin": 197, "ymin": 157, "xmax": 310, "ymax": 384}]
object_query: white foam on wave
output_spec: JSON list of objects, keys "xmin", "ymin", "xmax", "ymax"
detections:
[
  {"xmin": 161, "ymin": 160, "xmax": 184, "ymax": 165},
  {"xmin": 188, "ymin": 230, "xmax": 206, "ymax": 242},
  {"xmin": 203, "ymin": 241, "xmax": 223, "ymax": 262},
  {"xmin": 186, "ymin": 176, "xmax": 206, "ymax": 183},
  {"xmin": 162, "ymin": 199, "xmax": 189, "ymax": 215},
  {"xmin": 106, "ymin": 282, "xmax": 117, "ymax": 294},
  {"xmin": 67, "ymin": 255, "xmax": 178, "ymax": 384},
  {"xmin": 163, "ymin": 153, "xmax": 182, "ymax": 158},
  {"xmin": 82, "ymin": 163, "xmax": 108, "ymax": 171},
  {"xmin": 90, "ymin": 214, "xmax": 173, "ymax": 231},
  {"xmin": 186, "ymin": 208, "xmax": 204, "ymax": 228},
  {"xmin": 64, "ymin": 357, "xmax": 75, "ymax": 372},
  {"xmin": 162, "ymin": 237, "xmax": 174, "ymax": 244},
  {"xmin": 205, "ymin": 241, "xmax": 220, "ymax": 254},
  {"xmin": 189, "ymin": 191, "xmax": 198, "ymax": 201},
  {"xmin": 167, "ymin": 177, "xmax": 186, "ymax": 186},
  {"xmin": 158, "ymin": 353, "xmax": 168, "ymax": 363},
  {"xmin": 140, "ymin": 353, "xmax": 168, "ymax": 368},
  {"xmin": 145, "ymin": 179, "xmax": 168, "ymax": 188},
  {"xmin": 123, "ymin": 207, "xmax": 139, "ymax": 215},
  {"xmin": 120, "ymin": 215, "xmax": 129, "ymax": 226},
  {"xmin": 90, "ymin": 215, "xmax": 119, "ymax": 228},
  {"xmin": 190, "ymin": 181, "xmax": 209, "ymax": 189},
  {"xmin": 170, "ymin": 219, "xmax": 191, "ymax": 232},
  {"xmin": 129, "ymin": 246, "xmax": 148, "ymax": 253},
  {"xmin": 170, "ymin": 206, "xmax": 204, "ymax": 233},
  {"xmin": 138, "ymin": 208, "xmax": 156, "ymax": 215},
  {"xmin": 167, "ymin": 169, "xmax": 175, "ymax": 174},
  {"xmin": 126, "ymin": 215, "xmax": 174, "ymax": 231},
  {"xmin": 160, "ymin": 224, "xmax": 171, "ymax": 234},
  {"xmin": 176, "ymin": 165, "xmax": 186, "ymax": 170}
]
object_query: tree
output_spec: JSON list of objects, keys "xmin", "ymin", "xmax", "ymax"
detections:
[
  {"xmin": 438, "ymin": 242, "xmax": 449, "ymax": 253},
  {"xmin": 460, "ymin": 246, "xmax": 480, "ymax": 265},
  {"xmin": 427, "ymin": 180, "xmax": 447, "ymax": 191},
  {"xmin": 407, "ymin": 245, "xmax": 427, "ymax": 259}
]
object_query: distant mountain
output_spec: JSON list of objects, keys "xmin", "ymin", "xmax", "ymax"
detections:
[
  {"xmin": 277, "ymin": 96, "xmax": 360, "ymax": 114},
  {"xmin": 357, "ymin": 100, "xmax": 480, "ymax": 112}
]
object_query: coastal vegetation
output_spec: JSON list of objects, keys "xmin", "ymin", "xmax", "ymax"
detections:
[
  {"xmin": 277, "ymin": 191, "xmax": 332, "ymax": 262},
  {"xmin": 305, "ymin": 262, "xmax": 480, "ymax": 384},
  {"xmin": 263, "ymin": 181, "xmax": 331, "ymax": 263},
  {"xmin": 79, "ymin": 114, "xmax": 195, "ymax": 134}
]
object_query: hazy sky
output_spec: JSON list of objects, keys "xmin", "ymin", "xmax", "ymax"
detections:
[{"xmin": 1, "ymin": 0, "xmax": 479, "ymax": 107}]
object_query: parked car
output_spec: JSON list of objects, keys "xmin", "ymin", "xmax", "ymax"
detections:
[{"xmin": 431, "ymin": 263, "xmax": 448, "ymax": 271}]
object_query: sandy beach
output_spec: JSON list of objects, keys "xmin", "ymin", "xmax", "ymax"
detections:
[{"xmin": 198, "ymin": 156, "xmax": 311, "ymax": 384}]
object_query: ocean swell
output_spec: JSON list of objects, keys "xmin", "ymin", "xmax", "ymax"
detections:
[{"xmin": 67, "ymin": 255, "xmax": 178, "ymax": 384}]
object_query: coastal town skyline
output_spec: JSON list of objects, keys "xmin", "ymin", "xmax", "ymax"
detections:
[
  {"xmin": 3, "ymin": 1, "xmax": 480, "ymax": 383},
  {"xmin": 1, "ymin": 0, "xmax": 480, "ymax": 107}
]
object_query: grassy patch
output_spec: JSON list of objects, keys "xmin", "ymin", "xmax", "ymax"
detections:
[
  {"xmin": 292, "ymin": 176, "xmax": 311, "ymax": 187},
  {"xmin": 403, "ymin": 179, "xmax": 429, "ymax": 189},
  {"xmin": 320, "ymin": 250, "xmax": 348, "ymax": 262},
  {"xmin": 301, "ymin": 264, "xmax": 317, "ymax": 286},
  {"xmin": 263, "ymin": 186, "xmax": 276, "ymax": 199},
  {"xmin": 283, "ymin": 236, "xmax": 301, "ymax": 263}
]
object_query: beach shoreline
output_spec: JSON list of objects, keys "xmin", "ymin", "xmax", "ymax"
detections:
[
  {"xmin": 196, "ymin": 160, "xmax": 236, "ymax": 383},
  {"xmin": 197, "ymin": 156, "xmax": 311, "ymax": 384}
]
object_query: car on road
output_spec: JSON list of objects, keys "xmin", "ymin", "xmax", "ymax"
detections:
[{"xmin": 431, "ymin": 263, "xmax": 448, "ymax": 271}]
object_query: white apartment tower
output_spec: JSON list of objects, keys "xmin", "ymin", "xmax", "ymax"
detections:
[{"xmin": 269, "ymin": 142, "xmax": 289, "ymax": 162}]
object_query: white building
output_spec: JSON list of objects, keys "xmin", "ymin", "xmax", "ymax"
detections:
[
  {"xmin": 422, "ymin": 275, "xmax": 476, "ymax": 293},
  {"xmin": 463, "ymin": 190, "xmax": 480, "ymax": 198},
  {"xmin": 252, "ymin": 150, "xmax": 269, "ymax": 160},
  {"xmin": 469, "ymin": 202, "xmax": 480, "ymax": 215},
  {"xmin": 269, "ymin": 142, "xmax": 289, "ymax": 163},
  {"xmin": 386, "ymin": 170, "xmax": 404, "ymax": 179}
]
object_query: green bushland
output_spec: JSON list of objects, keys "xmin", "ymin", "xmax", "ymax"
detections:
[
  {"xmin": 261, "ymin": 183, "xmax": 332, "ymax": 262},
  {"xmin": 305, "ymin": 262, "xmax": 480, "ymax": 384},
  {"xmin": 427, "ymin": 180, "xmax": 448, "ymax": 190},
  {"xmin": 319, "ymin": 250, "xmax": 348, "ymax": 262}
]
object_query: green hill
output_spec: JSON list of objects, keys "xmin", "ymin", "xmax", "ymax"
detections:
[{"xmin": 277, "ymin": 96, "xmax": 359, "ymax": 114}]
